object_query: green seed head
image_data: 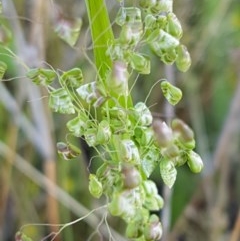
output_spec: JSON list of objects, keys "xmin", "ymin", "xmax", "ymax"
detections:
[
  {"xmin": 187, "ymin": 151, "xmax": 204, "ymax": 173},
  {"xmin": 49, "ymin": 88, "xmax": 75, "ymax": 114},
  {"xmin": 160, "ymin": 159, "xmax": 177, "ymax": 188},
  {"xmin": 66, "ymin": 114, "xmax": 89, "ymax": 137},
  {"xmin": 134, "ymin": 102, "xmax": 153, "ymax": 126},
  {"xmin": 176, "ymin": 45, "xmax": 191, "ymax": 72},
  {"xmin": 161, "ymin": 80, "xmax": 182, "ymax": 106},
  {"xmin": 140, "ymin": 0, "xmax": 157, "ymax": 9},
  {"xmin": 27, "ymin": 68, "xmax": 56, "ymax": 86},
  {"xmin": 108, "ymin": 61, "xmax": 129, "ymax": 96},
  {"xmin": 122, "ymin": 165, "xmax": 142, "ymax": 189},
  {"xmin": 60, "ymin": 68, "xmax": 83, "ymax": 87},
  {"xmin": 89, "ymin": 174, "xmax": 103, "ymax": 198},
  {"xmin": 129, "ymin": 53, "xmax": 151, "ymax": 75},
  {"xmin": 151, "ymin": 0, "xmax": 173, "ymax": 13},
  {"xmin": 144, "ymin": 215, "xmax": 163, "ymax": 241},
  {"xmin": 152, "ymin": 119, "xmax": 173, "ymax": 147},
  {"xmin": 166, "ymin": 13, "xmax": 183, "ymax": 39}
]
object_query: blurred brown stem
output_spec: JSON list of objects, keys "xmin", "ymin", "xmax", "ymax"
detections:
[{"xmin": 230, "ymin": 210, "xmax": 240, "ymax": 241}]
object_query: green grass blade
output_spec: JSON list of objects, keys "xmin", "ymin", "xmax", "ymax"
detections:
[{"xmin": 84, "ymin": 0, "xmax": 114, "ymax": 81}]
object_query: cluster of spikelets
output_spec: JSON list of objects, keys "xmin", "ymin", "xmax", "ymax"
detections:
[{"xmin": 1, "ymin": 1, "xmax": 203, "ymax": 240}]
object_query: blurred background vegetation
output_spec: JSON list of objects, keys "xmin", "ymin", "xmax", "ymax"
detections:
[{"xmin": 0, "ymin": 0, "xmax": 240, "ymax": 241}]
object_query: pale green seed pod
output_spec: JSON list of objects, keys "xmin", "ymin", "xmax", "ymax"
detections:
[
  {"xmin": 161, "ymin": 80, "xmax": 182, "ymax": 106},
  {"xmin": 119, "ymin": 24, "xmax": 142, "ymax": 46},
  {"xmin": 151, "ymin": 0, "xmax": 173, "ymax": 13},
  {"xmin": 176, "ymin": 45, "xmax": 191, "ymax": 72},
  {"xmin": 96, "ymin": 163, "xmax": 119, "ymax": 195},
  {"xmin": 172, "ymin": 118, "xmax": 194, "ymax": 141},
  {"xmin": 0, "ymin": 61, "xmax": 7, "ymax": 80},
  {"xmin": 108, "ymin": 61, "xmax": 129, "ymax": 96},
  {"xmin": 110, "ymin": 118, "xmax": 131, "ymax": 133},
  {"xmin": 152, "ymin": 119, "xmax": 173, "ymax": 147},
  {"xmin": 56, "ymin": 142, "xmax": 81, "ymax": 160},
  {"xmin": 141, "ymin": 128, "xmax": 154, "ymax": 146},
  {"xmin": 165, "ymin": 13, "xmax": 183, "ymax": 39},
  {"xmin": 60, "ymin": 68, "xmax": 83, "ymax": 87},
  {"xmin": 187, "ymin": 151, "xmax": 204, "ymax": 173},
  {"xmin": 148, "ymin": 29, "xmax": 179, "ymax": 57},
  {"xmin": 134, "ymin": 102, "xmax": 153, "ymax": 126},
  {"xmin": 108, "ymin": 193, "xmax": 122, "ymax": 217},
  {"xmin": 174, "ymin": 155, "xmax": 187, "ymax": 167},
  {"xmin": 160, "ymin": 48, "xmax": 177, "ymax": 65},
  {"xmin": 143, "ymin": 180, "xmax": 164, "ymax": 210},
  {"xmin": 76, "ymin": 82, "xmax": 100, "ymax": 104},
  {"xmin": 107, "ymin": 106, "xmax": 127, "ymax": 120},
  {"xmin": 159, "ymin": 159, "xmax": 177, "ymax": 188},
  {"xmin": 96, "ymin": 120, "xmax": 111, "ymax": 144},
  {"xmin": 120, "ymin": 139, "xmax": 140, "ymax": 165},
  {"xmin": 116, "ymin": 7, "xmax": 142, "ymax": 26},
  {"xmin": 49, "ymin": 88, "xmax": 75, "ymax": 114},
  {"xmin": 139, "ymin": 0, "xmax": 157, "ymax": 9},
  {"xmin": 27, "ymin": 68, "xmax": 56, "ymax": 86},
  {"xmin": 129, "ymin": 53, "xmax": 150, "ymax": 74},
  {"xmin": 66, "ymin": 114, "xmax": 89, "ymax": 137},
  {"xmin": 115, "ymin": 7, "xmax": 127, "ymax": 26},
  {"xmin": 161, "ymin": 144, "xmax": 180, "ymax": 158},
  {"xmin": 141, "ymin": 148, "xmax": 159, "ymax": 178},
  {"xmin": 54, "ymin": 17, "xmax": 82, "ymax": 47},
  {"xmin": 143, "ymin": 180, "xmax": 159, "ymax": 196},
  {"xmin": 126, "ymin": 221, "xmax": 141, "ymax": 239},
  {"xmin": 171, "ymin": 118, "xmax": 195, "ymax": 149},
  {"xmin": 156, "ymin": 14, "xmax": 168, "ymax": 29},
  {"xmin": 84, "ymin": 128, "xmax": 98, "ymax": 147},
  {"xmin": 144, "ymin": 14, "xmax": 157, "ymax": 30},
  {"xmin": 144, "ymin": 194, "xmax": 164, "ymax": 211},
  {"xmin": 106, "ymin": 42, "xmax": 125, "ymax": 61},
  {"xmin": 143, "ymin": 215, "xmax": 163, "ymax": 241},
  {"xmin": 155, "ymin": 195, "xmax": 164, "ymax": 209},
  {"xmin": 135, "ymin": 127, "xmax": 154, "ymax": 146},
  {"xmin": 122, "ymin": 165, "xmax": 142, "ymax": 189},
  {"xmin": 108, "ymin": 189, "xmax": 142, "ymax": 220},
  {"xmin": 116, "ymin": 7, "xmax": 143, "ymax": 45},
  {"xmin": 89, "ymin": 174, "xmax": 103, "ymax": 198},
  {"xmin": 119, "ymin": 25, "xmax": 133, "ymax": 44}
]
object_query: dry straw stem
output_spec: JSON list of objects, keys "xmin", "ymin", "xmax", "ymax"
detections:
[{"xmin": 230, "ymin": 210, "xmax": 240, "ymax": 241}]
